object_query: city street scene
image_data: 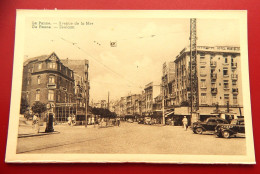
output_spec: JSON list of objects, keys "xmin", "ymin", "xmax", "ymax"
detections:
[{"xmin": 12, "ymin": 11, "xmax": 251, "ymax": 160}]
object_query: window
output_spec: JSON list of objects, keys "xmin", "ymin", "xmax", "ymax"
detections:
[
  {"xmin": 224, "ymin": 57, "xmax": 228, "ymax": 63},
  {"xmin": 36, "ymin": 89, "xmax": 40, "ymax": 101},
  {"xmin": 233, "ymin": 95, "xmax": 238, "ymax": 104},
  {"xmin": 48, "ymin": 90, "xmax": 54, "ymax": 101},
  {"xmin": 65, "ymin": 93, "xmax": 67, "ymax": 103},
  {"xmin": 208, "ymin": 119, "xmax": 216, "ymax": 123},
  {"xmin": 212, "ymin": 94, "xmax": 217, "ymax": 104},
  {"xmin": 57, "ymin": 91, "xmax": 60, "ymax": 102},
  {"xmin": 200, "ymin": 79, "xmax": 206, "ymax": 88},
  {"xmin": 31, "ymin": 64, "xmax": 34, "ymax": 73},
  {"xmin": 37, "ymin": 76, "xmax": 41, "ymax": 84},
  {"xmin": 200, "ymin": 53, "xmax": 205, "ymax": 59},
  {"xmin": 232, "ymin": 80, "xmax": 237, "ymax": 86},
  {"xmin": 201, "ymin": 93, "xmax": 206, "ymax": 104},
  {"xmin": 49, "ymin": 62, "xmax": 56, "ymax": 69},
  {"xmin": 223, "ymin": 69, "xmax": 228, "ymax": 76},
  {"xmin": 26, "ymin": 92, "xmax": 29, "ymax": 100},
  {"xmin": 224, "ymin": 94, "xmax": 229, "ymax": 103},
  {"xmin": 38, "ymin": 63, "xmax": 42, "ymax": 70},
  {"xmin": 217, "ymin": 119, "xmax": 225, "ymax": 124},
  {"xmin": 48, "ymin": 76, "xmax": 55, "ymax": 84},
  {"xmin": 224, "ymin": 80, "xmax": 229, "ymax": 89}
]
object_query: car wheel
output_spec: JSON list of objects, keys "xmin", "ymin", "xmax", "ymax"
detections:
[
  {"xmin": 195, "ymin": 128, "xmax": 203, "ymax": 134},
  {"xmin": 222, "ymin": 131, "xmax": 230, "ymax": 138}
]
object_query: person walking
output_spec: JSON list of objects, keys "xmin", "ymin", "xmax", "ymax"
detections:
[
  {"xmin": 32, "ymin": 113, "xmax": 40, "ymax": 133},
  {"xmin": 117, "ymin": 117, "xmax": 120, "ymax": 127},
  {"xmin": 67, "ymin": 115, "xmax": 72, "ymax": 126},
  {"xmin": 182, "ymin": 116, "xmax": 188, "ymax": 131},
  {"xmin": 71, "ymin": 114, "xmax": 76, "ymax": 126}
]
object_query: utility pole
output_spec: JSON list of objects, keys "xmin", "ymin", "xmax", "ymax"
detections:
[
  {"xmin": 85, "ymin": 59, "xmax": 89, "ymax": 128},
  {"xmin": 190, "ymin": 18, "xmax": 199, "ymax": 122}
]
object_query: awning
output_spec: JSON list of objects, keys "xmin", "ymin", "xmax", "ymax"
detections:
[{"xmin": 165, "ymin": 111, "xmax": 174, "ymax": 117}]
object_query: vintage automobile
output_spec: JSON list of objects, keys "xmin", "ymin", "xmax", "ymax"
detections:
[
  {"xmin": 215, "ymin": 118, "xmax": 245, "ymax": 138},
  {"xmin": 191, "ymin": 117, "xmax": 229, "ymax": 134},
  {"xmin": 144, "ymin": 117, "xmax": 152, "ymax": 125}
]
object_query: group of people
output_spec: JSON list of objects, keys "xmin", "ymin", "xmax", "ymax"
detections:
[{"xmin": 67, "ymin": 114, "xmax": 76, "ymax": 126}]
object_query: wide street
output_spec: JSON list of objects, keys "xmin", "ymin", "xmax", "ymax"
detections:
[{"xmin": 17, "ymin": 122, "xmax": 246, "ymax": 155}]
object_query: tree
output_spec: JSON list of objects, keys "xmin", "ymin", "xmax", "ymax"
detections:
[
  {"xmin": 31, "ymin": 101, "xmax": 47, "ymax": 117},
  {"xmin": 20, "ymin": 97, "xmax": 29, "ymax": 114},
  {"xmin": 90, "ymin": 107, "xmax": 117, "ymax": 118}
]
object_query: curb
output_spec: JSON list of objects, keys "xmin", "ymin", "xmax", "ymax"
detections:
[{"xmin": 18, "ymin": 131, "xmax": 60, "ymax": 138}]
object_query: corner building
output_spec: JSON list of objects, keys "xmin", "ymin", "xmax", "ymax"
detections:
[{"xmin": 22, "ymin": 52, "xmax": 76, "ymax": 122}]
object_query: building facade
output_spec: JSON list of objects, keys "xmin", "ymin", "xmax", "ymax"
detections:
[
  {"xmin": 61, "ymin": 58, "xmax": 90, "ymax": 121},
  {"xmin": 21, "ymin": 52, "xmax": 90, "ymax": 122},
  {"xmin": 174, "ymin": 46, "xmax": 243, "ymax": 121},
  {"xmin": 144, "ymin": 82, "xmax": 161, "ymax": 115},
  {"xmin": 161, "ymin": 61, "xmax": 175, "ymax": 110}
]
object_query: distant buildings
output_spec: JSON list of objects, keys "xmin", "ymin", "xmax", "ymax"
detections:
[
  {"xmin": 21, "ymin": 52, "xmax": 89, "ymax": 122},
  {"xmin": 112, "ymin": 45, "xmax": 243, "ymax": 124}
]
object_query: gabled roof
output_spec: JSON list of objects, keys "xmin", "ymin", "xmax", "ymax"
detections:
[{"xmin": 23, "ymin": 52, "xmax": 60, "ymax": 66}]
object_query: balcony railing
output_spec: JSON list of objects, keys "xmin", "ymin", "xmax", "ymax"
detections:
[
  {"xmin": 232, "ymin": 88, "xmax": 239, "ymax": 94},
  {"xmin": 231, "ymin": 74, "xmax": 238, "ymax": 80},
  {"xmin": 231, "ymin": 62, "xmax": 237, "ymax": 69},
  {"xmin": 211, "ymin": 73, "xmax": 217, "ymax": 79},
  {"xmin": 211, "ymin": 88, "xmax": 217, "ymax": 94},
  {"xmin": 210, "ymin": 61, "xmax": 217, "ymax": 67}
]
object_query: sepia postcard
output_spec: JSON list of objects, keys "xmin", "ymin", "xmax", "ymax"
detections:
[{"xmin": 5, "ymin": 10, "xmax": 255, "ymax": 164}]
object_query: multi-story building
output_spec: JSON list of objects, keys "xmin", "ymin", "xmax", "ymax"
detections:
[
  {"xmin": 161, "ymin": 61, "xmax": 175, "ymax": 110},
  {"xmin": 21, "ymin": 52, "xmax": 76, "ymax": 122},
  {"xmin": 119, "ymin": 97, "xmax": 127, "ymax": 116},
  {"xmin": 174, "ymin": 46, "xmax": 242, "ymax": 121},
  {"xmin": 61, "ymin": 58, "xmax": 90, "ymax": 120},
  {"xmin": 144, "ymin": 82, "xmax": 161, "ymax": 115}
]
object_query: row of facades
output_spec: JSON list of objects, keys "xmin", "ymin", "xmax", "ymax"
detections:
[{"xmin": 101, "ymin": 46, "xmax": 243, "ymax": 123}]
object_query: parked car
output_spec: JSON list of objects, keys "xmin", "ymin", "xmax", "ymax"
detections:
[
  {"xmin": 138, "ymin": 119, "xmax": 144, "ymax": 124},
  {"xmin": 215, "ymin": 118, "xmax": 245, "ymax": 138},
  {"xmin": 191, "ymin": 117, "xmax": 229, "ymax": 134},
  {"xmin": 144, "ymin": 117, "xmax": 152, "ymax": 125}
]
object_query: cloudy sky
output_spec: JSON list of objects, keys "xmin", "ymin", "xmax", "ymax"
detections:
[{"xmin": 23, "ymin": 16, "xmax": 240, "ymax": 102}]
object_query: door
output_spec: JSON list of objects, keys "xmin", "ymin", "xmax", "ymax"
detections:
[{"xmin": 207, "ymin": 119, "xmax": 217, "ymax": 131}]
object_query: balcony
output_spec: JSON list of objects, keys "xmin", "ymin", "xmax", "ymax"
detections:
[
  {"xmin": 231, "ymin": 74, "xmax": 238, "ymax": 80},
  {"xmin": 211, "ymin": 88, "xmax": 217, "ymax": 94},
  {"xmin": 76, "ymin": 93, "xmax": 83, "ymax": 99},
  {"xmin": 232, "ymin": 88, "xmax": 239, "ymax": 94},
  {"xmin": 231, "ymin": 62, "xmax": 237, "ymax": 69},
  {"xmin": 210, "ymin": 61, "xmax": 217, "ymax": 67},
  {"xmin": 47, "ymin": 83, "xmax": 56, "ymax": 89},
  {"xmin": 211, "ymin": 73, "xmax": 217, "ymax": 80}
]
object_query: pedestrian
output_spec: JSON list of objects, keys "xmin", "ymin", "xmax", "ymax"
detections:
[
  {"xmin": 67, "ymin": 115, "xmax": 72, "ymax": 126},
  {"xmin": 117, "ymin": 117, "xmax": 120, "ymax": 127},
  {"xmin": 71, "ymin": 114, "xmax": 76, "ymax": 126},
  {"xmin": 182, "ymin": 116, "xmax": 188, "ymax": 131},
  {"xmin": 32, "ymin": 113, "xmax": 40, "ymax": 133}
]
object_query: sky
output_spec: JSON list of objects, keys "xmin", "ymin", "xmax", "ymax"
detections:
[{"xmin": 23, "ymin": 17, "xmax": 240, "ymax": 102}]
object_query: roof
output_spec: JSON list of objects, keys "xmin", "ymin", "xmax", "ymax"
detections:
[{"xmin": 23, "ymin": 52, "xmax": 59, "ymax": 66}]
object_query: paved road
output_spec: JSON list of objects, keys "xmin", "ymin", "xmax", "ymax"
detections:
[{"xmin": 17, "ymin": 122, "xmax": 246, "ymax": 155}]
